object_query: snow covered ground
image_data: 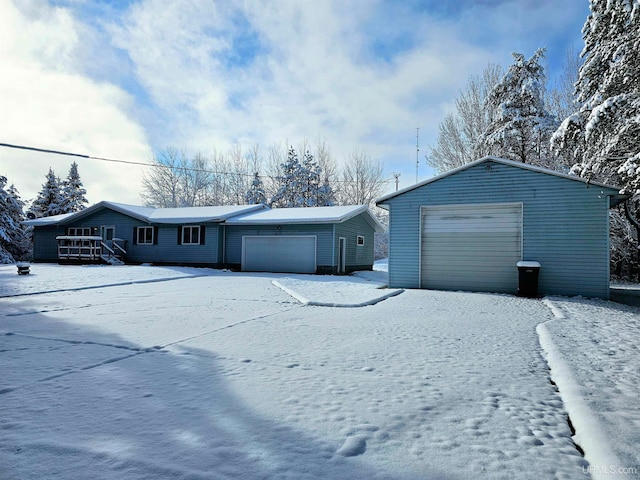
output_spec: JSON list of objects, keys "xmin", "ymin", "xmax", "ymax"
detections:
[{"xmin": 1, "ymin": 263, "xmax": 638, "ymax": 479}]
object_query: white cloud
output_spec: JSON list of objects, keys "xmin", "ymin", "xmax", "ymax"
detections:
[
  {"xmin": 110, "ymin": 0, "xmax": 495, "ymax": 191},
  {"xmin": 0, "ymin": 0, "xmax": 152, "ymax": 205},
  {"xmin": 2, "ymin": 0, "xmax": 590, "ymax": 203}
]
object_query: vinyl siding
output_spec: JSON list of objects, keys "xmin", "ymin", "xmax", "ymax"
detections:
[
  {"xmin": 32, "ymin": 225, "xmax": 65, "ymax": 261},
  {"xmin": 48, "ymin": 208, "xmax": 220, "ymax": 266},
  {"xmin": 381, "ymin": 160, "xmax": 613, "ymax": 298},
  {"xmin": 334, "ymin": 213, "xmax": 375, "ymax": 271}
]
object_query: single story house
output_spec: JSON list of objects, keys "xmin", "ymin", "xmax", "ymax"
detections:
[
  {"xmin": 223, "ymin": 205, "xmax": 383, "ymax": 274},
  {"xmin": 25, "ymin": 201, "xmax": 383, "ymax": 274},
  {"xmin": 376, "ymin": 156, "xmax": 628, "ymax": 299}
]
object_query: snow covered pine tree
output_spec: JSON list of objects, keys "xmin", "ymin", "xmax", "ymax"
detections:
[
  {"xmin": 245, "ymin": 172, "xmax": 268, "ymax": 205},
  {"xmin": 30, "ymin": 168, "xmax": 65, "ymax": 218},
  {"xmin": 0, "ymin": 176, "xmax": 30, "ymax": 263},
  {"xmin": 482, "ymin": 48, "xmax": 558, "ymax": 167},
  {"xmin": 551, "ymin": 0, "xmax": 640, "ymax": 278},
  {"xmin": 62, "ymin": 161, "xmax": 88, "ymax": 213}
]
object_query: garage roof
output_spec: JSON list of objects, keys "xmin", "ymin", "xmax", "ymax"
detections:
[
  {"xmin": 376, "ymin": 156, "xmax": 629, "ymax": 207},
  {"xmin": 225, "ymin": 205, "xmax": 385, "ymax": 232}
]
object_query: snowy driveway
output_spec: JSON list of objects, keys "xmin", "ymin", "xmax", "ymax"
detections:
[{"xmin": 0, "ymin": 265, "xmax": 634, "ymax": 479}]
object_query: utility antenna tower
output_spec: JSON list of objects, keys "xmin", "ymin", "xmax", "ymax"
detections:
[{"xmin": 415, "ymin": 127, "xmax": 420, "ymax": 183}]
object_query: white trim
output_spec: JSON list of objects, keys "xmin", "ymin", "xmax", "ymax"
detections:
[
  {"xmin": 181, "ymin": 225, "xmax": 201, "ymax": 245},
  {"xmin": 137, "ymin": 226, "xmax": 154, "ymax": 245},
  {"xmin": 356, "ymin": 235, "xmax": 365, "ymax": 246},
  {"xmin": 376, "ymin": 156, "xmax": 627, "ymax": 205}
]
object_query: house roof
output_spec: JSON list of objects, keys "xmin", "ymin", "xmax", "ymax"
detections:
[
  {"xmin": 376, "ymin": 156, "xmax": 630, "ymax": 207},
  {"xmin": 24, "ymin": 201, "xmax": 267, "ymax": 226},
  {"xmin": 23, "ymin": 212, "xmax": 76, "ymax": 226},
  {"xmin": 224, "ymin": 205, "xmax": 386, "ymax": 233},
  {"xmin": 24, "ymin": 202, "xmax": 385, "ymax": 232}
]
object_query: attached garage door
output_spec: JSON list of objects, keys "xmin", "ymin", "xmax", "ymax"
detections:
[
  {"xmin": 242, "ymin": 236, "xmax": 317, "ymax": 273},
  {"xmin": 421, "ymin": 203, "xmax": 522, "ymax": 293}
]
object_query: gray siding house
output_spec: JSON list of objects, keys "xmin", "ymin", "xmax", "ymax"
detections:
[
  {"xmin": 224, "ymin": 205, "xmax": 384, "ymax": 274},
  {"xmin": 26, "ymin": 202, "xmax": 383, "ymax": 274},
  {"xmin": 27, "ymin": 202, "xmax": 266, "ymax": 267},
  {"xmin": 376, "ymin": 157, "xmax": 628, "ymax": 299}
]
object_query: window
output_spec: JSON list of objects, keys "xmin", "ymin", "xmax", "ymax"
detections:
[
  {"xmin": 177, "ymin": 225, "xmax": 205, "ymax": 245},
  {"xmin": 181, "ymin": 226, "xmax": 201, "ymax": 245},
  {"xmin": 357, "ymin": 235, "xmax": 365, "ymax": 246},
  {"xmin": 68, "ymin": 227, "xmax": 93, "ymax": 236},
  {"xmin": 137, "ymin": 226, "xmax": 154, "ymax": 245}
]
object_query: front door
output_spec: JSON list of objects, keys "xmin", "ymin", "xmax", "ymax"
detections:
[{"xmin": 101, "ymin": 225, "xmax": 116, "ymax": 250}]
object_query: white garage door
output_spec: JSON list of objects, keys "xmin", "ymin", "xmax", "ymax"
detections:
[
  {"xmin": 242, "ymin": 236, "xmax": 317, "ymax": 274},
  {"xmin": 421, "ymin": 203, "xmax": 522, "ymax": 293}
]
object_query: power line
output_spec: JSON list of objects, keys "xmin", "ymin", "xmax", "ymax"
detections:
[{"xmin": 0, "ymin": 141, "xmax": 396, "ymax": 184}]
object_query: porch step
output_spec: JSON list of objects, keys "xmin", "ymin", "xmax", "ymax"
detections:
[{"xmin": 100, "ymin": 255, "xmax": 125, "ymax": 266}]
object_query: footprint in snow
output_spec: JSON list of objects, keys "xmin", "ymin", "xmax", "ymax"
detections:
[{"xmin": 336, "ymin": 435, "xmax": 367, "ymax": 457}]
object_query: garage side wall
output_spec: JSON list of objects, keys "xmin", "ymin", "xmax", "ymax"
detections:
[
  {"xmin": 224, "ymin": 224, "xmax": 335, "ymax": 271},
  {"xmin": 334, "ymin": 214, "xmax": 376, "ymax": 272},
  {"xmin": 382, "ymin": 161, "xmax": 612, "ymax": 298}
]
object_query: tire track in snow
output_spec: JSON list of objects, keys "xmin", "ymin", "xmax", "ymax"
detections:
[
  {"xmin": 0, "ymin": 274, "xmax": 212, "ymax": 299},
  {"xmin": 0, "ymin": 332, "xmax": 163, "ymax": 395},
  {"xmin": 1, "ymin": 304, "xmax": 303, "ymax": 394},
  {"xmin": 161, "ymin": 305, "xmax": 303, "ymax": 349},
  {"xmin": 538, "ymin": 297, "xmax": 622, "ymax": 477}
]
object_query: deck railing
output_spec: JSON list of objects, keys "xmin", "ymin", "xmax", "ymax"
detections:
[
  {"xmin": 56, "ymin": 236, "xmax": 127, "ymax": 263},
  {"xmin": 56, "ymin": 236, "xmax": 103, "ymax": 261}
]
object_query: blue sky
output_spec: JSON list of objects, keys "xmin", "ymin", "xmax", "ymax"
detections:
[{"xmin": 1, "ymin": 0, "xmax": 591, "ymax": 205}]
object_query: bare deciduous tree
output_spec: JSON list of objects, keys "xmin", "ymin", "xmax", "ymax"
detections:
[
  {"xmin": 427, "ymin": 63, "xmax": 503, "ymax": 174},
  {"xmin": 338, "ymin": 149, "xmax": 386, "ymax": 206}
]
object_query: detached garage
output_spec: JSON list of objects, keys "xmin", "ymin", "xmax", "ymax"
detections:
[
  {"xmin": 376, "ymin": 157, "xmax": 628, "ymax": 299},
  {"xmin": 224, "ymin": 205, "xmax": 384, "ymax": 274},
  {"xmin": 421, "ymin": 203, "xmax": 522, "ymax": 294}
]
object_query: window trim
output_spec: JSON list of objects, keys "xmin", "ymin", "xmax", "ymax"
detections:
[
  {"xmin": 67, "ymin": 227, "xmax": 93, "ymax": 236},
  {"xmin": 181, "ymin": 225, "xmax": 201, "ymax": 245},
  {"xmin": 137, "ymin": 226, "xmax": 155, "ymax": 245},
  {"xmin": 357, "ymin": 235, "xmax": 365, "ymax": 246}
]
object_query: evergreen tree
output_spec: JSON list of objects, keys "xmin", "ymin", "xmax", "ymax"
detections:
[
  {"xmin": 62, "ymin": 161, "xmax": 88, "ymax": 213},
  {"xmin": 317, "ymin": 176, "xmax": 335, "ymax": 207},
  {"xmin": 552, "ymin": 0, "xmax": 640, "ymax": 189},
  {"xmin": 271, "ymin": 147, "xmax": 303, "ymax": 208},
  {"xmin": 30, "ymin": 168, "xmax": 65, "ymax": 218},
  {"xmin": 245, "ymin": 172, "xmax": 267, "ymax": 205},
  {"xmin": 0, "ymin": 176, "xmax": 30, "ymax": 263},
  {"xmin": 551, "ymin": 0, "xmax": 640, "ymax": 278},
  {"xmin": 482, "ymin": 49, "xmax": 558, "ymax": 166},
  {"xmin": 299, "ymin": 150, "xmax": 321, "ymax": 207}
]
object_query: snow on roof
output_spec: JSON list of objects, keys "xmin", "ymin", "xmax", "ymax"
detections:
[
  {"xmin": 376, "ymin": 156, "xmax": 629, "ymax": 206},
  {"xmin": 23, "ymin": 212, "xmax": 76, "ymax": 226},
  {"xmin": 25, "ymin": 201, "xmax": 266, "ymax": 226},
  {"xmin": 23, "ymin": 202, "xmax": 385, "ymax": 231},
  {"xmin": 146, "ymin": 205, "xmax": 266, "ymax": 224},
  {"xmin": 225, "ymin": 205, "xmax": 385, "ymax": 232}
]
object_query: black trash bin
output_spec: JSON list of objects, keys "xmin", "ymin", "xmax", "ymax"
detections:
[{"xmin": 517, "ymin": 261, "xmax": 540, "ymax": 298}]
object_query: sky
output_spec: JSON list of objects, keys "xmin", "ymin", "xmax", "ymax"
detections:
[{"xmin": 0, "ymin": 0, "xmax": 591, "ymax": 206}]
